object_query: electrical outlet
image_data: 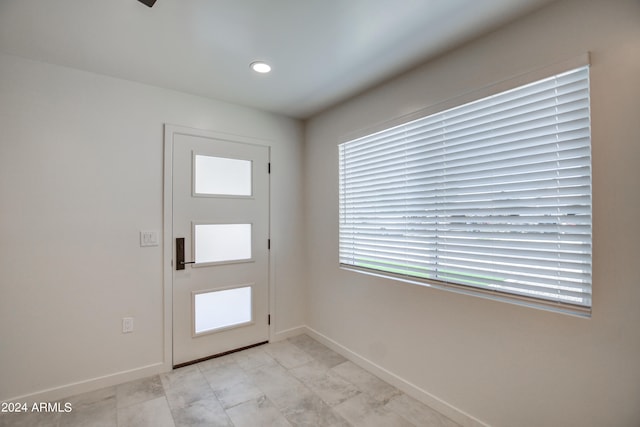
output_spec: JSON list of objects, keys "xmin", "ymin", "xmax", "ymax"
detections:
[{"xmin": 122, "ymin": 317, "xmax": 134, "ymax": 333}]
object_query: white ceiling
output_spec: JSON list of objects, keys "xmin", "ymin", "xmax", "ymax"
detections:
[{"xmin": 0, "ymin": 0, "xmax": 555, "ymax": 119}]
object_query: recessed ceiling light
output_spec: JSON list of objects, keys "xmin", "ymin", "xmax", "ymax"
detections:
[{"xmin": 250, "ymin": 61, "xmax": 271, "ymax": 74}]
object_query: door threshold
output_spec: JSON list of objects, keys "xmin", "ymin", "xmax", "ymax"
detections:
[{"xmin": 173, "ymin": 340, "xmax": 269, "ymax": 369}]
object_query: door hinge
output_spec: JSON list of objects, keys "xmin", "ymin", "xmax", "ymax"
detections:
[
  {"xmin": 268, "ymin": 239, "xmax": 271, "ymax": 250},
  {"xmin": 268, "ymin": 314, "xmax": 271, "ymax": 325},
  {"xmin": 268, "ymin": 162, "xmax": 271, "ymax": 174}
]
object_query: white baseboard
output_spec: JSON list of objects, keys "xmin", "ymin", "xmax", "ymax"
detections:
[
  {"xmin": 5, "ymin": 361, "xmax": 170, "ymax": 405},
  {"xmin": 9, "ymin": 326, "xmax": 487, "ymax": 427},
  {"xmin": 272, "ymin": 325, "xmax": 307, "ymax": 342},
  {"xmin": 5, "ymin": 324, "xmax": 307, "ymax": 404},
  {"xmin": 302, "ymin": 326, "xmax": 489, "ymax": 427}
]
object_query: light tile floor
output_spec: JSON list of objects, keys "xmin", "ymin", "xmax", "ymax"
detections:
[{"xmin": 0, "ymin": 335, "xmax": 460, "ymax": 427}]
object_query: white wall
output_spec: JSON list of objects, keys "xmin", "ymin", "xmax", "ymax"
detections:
[
  {"xmin": 0, "ymin": 53, "xmax": 306, "ymax": 401},
  {"xmin": 304, "ymin": 0, "xmax": 640, "ymax": 426}
]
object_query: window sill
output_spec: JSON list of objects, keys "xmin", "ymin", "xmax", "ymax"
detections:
[{"xmin": 339, "ymin": 264, "xmax": 592, "ymax": 318}]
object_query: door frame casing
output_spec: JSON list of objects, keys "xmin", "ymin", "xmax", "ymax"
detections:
[{"xmin": 163, "ymin": 124, "xmax": 273, "ymax": 369}]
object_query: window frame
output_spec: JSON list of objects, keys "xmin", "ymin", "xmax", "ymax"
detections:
[{"xmin": 338, "ymin": 55, "xmax": 592, "ymax": 317}]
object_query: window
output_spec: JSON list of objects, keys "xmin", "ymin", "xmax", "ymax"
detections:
[
  {"xmin": 194, "ymin": 154, "xmax": 252, "ymax": 196},
  {"xmin": 194, "ymin": 223, "xmax": 252, "ymax": 264},
  {"xmin": 193, "ymin": 286, "xmax": 253, "ymax": 335},
  {"xmin": 339, "ymin": 65, "xmax": 592, "ymax": 315}
]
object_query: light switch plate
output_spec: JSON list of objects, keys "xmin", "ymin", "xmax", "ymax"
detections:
[{"xmin": 140, "ymin": 230, "xmax": 159, "ymax": 247}]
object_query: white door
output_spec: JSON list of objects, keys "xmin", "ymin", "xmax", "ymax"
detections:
[{"xmin": 171, "ymin": 130, "xmax": 270, "ymax": 367}]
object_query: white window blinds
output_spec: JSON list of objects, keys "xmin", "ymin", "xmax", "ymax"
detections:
[{"xmin": 339, "ymin": 66, "xmax": 592, "ymax": 313}]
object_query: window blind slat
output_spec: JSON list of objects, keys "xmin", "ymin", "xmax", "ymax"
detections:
[{"xmin": 342, "ymin": 139, "xmax": 590, "ymax": 182}]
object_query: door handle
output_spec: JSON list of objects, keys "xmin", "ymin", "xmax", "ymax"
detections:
[{"xmin": 176, "ymin": 237, "xmax": 196, "ymax": 270}]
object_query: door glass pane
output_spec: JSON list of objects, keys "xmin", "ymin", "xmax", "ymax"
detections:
[
  {"xmin": 194, "ymin": 223, "xmax": 252, "ymax": 263},
  {"xmin": 194, "ymin": 155, "xmax": 252, "ymax": 196},
  {"xmin": 194, "ymin": 286, "xmax": 252, "ymax": 334}
]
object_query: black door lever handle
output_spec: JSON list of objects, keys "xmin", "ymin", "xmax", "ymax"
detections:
[{"xmin": 176, "ymin": 237, "xmax": 196, "ymax": 270}]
